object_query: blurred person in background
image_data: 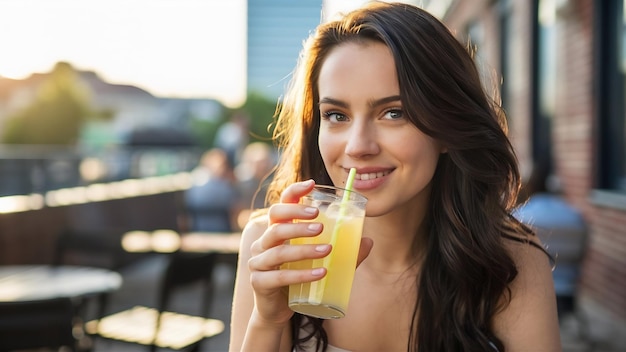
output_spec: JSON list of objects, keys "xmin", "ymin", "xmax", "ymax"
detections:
[
  {"xmin": 234, "ymin": 142, "xmax": 277, "ymax": 230},
  {"xmin": 214, "ymin": 111, "xmax": 250, "ymax": 168},
  {"xmin": 182, "ymin": 148, "xmax": 239, "ymax": 233}
]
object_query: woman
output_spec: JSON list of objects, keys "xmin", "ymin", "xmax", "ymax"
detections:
[{"xmin": 230, "ymin": 2, "xmax": 561, "ymax": 351}]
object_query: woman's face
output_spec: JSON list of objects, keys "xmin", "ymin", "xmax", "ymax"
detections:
[{"xmin": 317, "ymin": 41, "xmax": 444, "ymax": 217}]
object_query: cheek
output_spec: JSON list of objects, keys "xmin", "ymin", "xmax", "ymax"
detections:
[
  {"xmin": 318, "ymin": 131, "xmax": 340, "ymax": 163},
  {"xmin": 400, "ymin": 138, "xmax": 442, "ymax": 173}
]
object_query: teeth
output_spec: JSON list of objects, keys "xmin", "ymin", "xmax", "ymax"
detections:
[{"xmin": 355, "ymin": 171, "xmax": 389, "ymax": 180}]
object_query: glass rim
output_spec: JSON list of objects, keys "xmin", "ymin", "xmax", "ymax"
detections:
[{"xmin": 307, "ymin": 184, "xmax": 367, "ymax": 202}]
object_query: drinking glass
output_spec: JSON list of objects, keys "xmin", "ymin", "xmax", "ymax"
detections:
[{"xmin": 286, "ymin": 185, "xmax": 367, "ymax": 319}]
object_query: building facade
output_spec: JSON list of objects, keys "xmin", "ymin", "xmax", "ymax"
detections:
[
  {"xmin": 246, "ymin": 0, "xmax": 323, "ymax": 101},
  {"xmin": 441, "ymin": 0, "xmax": 625, "ymax": 349}
]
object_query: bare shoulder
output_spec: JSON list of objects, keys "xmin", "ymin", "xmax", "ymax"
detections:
[
  {"xmin": 493, "ymin": 236, "xmax": 562, "ymax": 351},
  {"xmin": 505, "ymin": 235, "xmax": 553, "ymax": 281},
  {"xmin": 503, "ymin": 237, "xmax": 554, "ymax": 308}
]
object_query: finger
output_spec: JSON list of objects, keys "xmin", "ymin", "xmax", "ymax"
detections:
[
  {"xmin": 249, "ymin": 242, "xmax": 331, "ymax": 272},
  {"xmin": 268, "ymin": 203, "xmax": 319, "ymax": 224},
  {"xmin": 280, "ymin": 179, "xmax": 315, "ymax": 204},
  {"xmin": 250, "ymin": 267, "xmax": 327, "ymax": 291},
  {"xmin": 255, "ymin": 222, "xmax": 323, "ymax": 253},
  {"xmin": 356, "ymin": 237, "xmax": 373, "ymax": 267}
]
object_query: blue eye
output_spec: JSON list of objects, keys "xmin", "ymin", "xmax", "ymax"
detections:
[
  {"xmin": 384, "ymin": 109, "xmax": 404, "ymax": 120},
  {"xmin": 322, "ymin": 111, "xmax": 348, "ymax": 122}
]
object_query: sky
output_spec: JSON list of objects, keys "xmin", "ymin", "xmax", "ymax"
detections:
[
  {"xmin": 0, "ymin": 0, "xmax": 371, "ymax": 108},
  {"xmin": 0, "ymin": 0, "xmax": 248, "ymax": 107}
]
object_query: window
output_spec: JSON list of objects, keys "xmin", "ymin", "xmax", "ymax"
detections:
[
  {"xmin": 596, "ymin": 0, "xmax": 626, "ymax": 192},
  {"xmin": 533, "ymin": 0, "xmax": 558, "ymax": 178}
]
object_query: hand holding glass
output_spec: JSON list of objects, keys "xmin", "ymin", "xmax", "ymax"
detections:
[{"xmin": 286, "ymin": 185, "xmax": 367, "ymax": 319}]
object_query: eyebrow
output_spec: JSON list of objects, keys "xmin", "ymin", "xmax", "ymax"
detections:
[{"xmin": 318, "ymin": 95, "xmax": 402, "ymax": 108}]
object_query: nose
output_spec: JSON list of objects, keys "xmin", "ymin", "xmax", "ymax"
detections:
[{"xmin": 344, "ymin": 119, "xmax": 380, "ymax": 159}]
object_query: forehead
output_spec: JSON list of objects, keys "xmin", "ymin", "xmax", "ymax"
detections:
[{"xmin": 317, "ymin": 41, "xmax": 399, "ymax": 99}]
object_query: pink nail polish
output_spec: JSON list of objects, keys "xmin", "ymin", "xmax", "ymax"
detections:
[
  {"xmin": 315, "ymin": 244, "xmax": 329, "ymax": 252},
  {"xmin": 308, "ymin": 223, "xmax": 322, "ymax": 232},
  {"xmin": 311, "ymin": 268, "xmax": 325, "ymax": 276}
]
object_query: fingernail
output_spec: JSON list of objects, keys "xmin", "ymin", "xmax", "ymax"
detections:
[
  {"xmin": 301, "ymin": 179, "xmax": 314, "ymax": 187},
  {"xmin": 307, "ymin": 223, "xmax": 322, "ymax": 232},
  {"xmin": 314, "ymin": 244, "xmax": 329, "ymax": 252},
  {"xmin": 311, "ymin": 268, "xmax": 325, "ymax": 276},
  {"xmin": 304, "ymin": 207, "xmax": 317, "ymax": 214}
]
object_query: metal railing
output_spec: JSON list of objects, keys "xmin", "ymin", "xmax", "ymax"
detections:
[{"xmin": 0, "ymin": 145, "xmax": 204, "ymax": 197}]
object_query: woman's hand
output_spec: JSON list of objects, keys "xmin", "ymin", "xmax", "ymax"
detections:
[
  {"xmin": 246, "ymin": 179, "xmax": 329, "ymax": 326},
  {"xmin": 231, "ymin": 179, "xmax": 374, "ymax": 351}
]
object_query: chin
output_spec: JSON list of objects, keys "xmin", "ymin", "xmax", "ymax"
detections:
[{"xmin": 364, "ymin": 204, "xmax": 391, "ymax": 218}]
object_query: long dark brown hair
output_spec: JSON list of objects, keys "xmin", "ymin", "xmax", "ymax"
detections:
[{"xmin": 267, "ymin": 2, "xmax": 534, "ymax": 351}]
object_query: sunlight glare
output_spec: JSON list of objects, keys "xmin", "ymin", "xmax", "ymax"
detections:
[{"xmin": 0, "ymin": 0, "xmax": 247, "ymax": 107}]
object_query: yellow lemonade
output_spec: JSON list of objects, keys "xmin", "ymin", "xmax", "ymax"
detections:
[{"xmin": 288, "ymin": 207, "xmax": 365, "ymax": 319}]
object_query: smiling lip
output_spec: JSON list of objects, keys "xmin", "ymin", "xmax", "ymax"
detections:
[
  {"xmin": 346, "ymin": 168, "xmax": 393, "ymax": 190},
  {"xmin": 355, "ymin": 170, "xmax": 391, "ymax": 181}
]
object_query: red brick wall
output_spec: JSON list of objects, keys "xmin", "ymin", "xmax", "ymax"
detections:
[
  {"xmin": 554, "ymin": 0, "xmax": 595, "ymax": 211},
  {"xmin": 582, "ymin": 206, "xmax": 626, "ymax": 314},
  {"xmin": 555, "ymin": 0, "xmax": 626, "ymax": 323},
  {"xmin": 444, "ymin": 0, "xmax": 626, "ymax": 344},
  {"xmin": 583, "ymin": 202, "xmax": 626, "ymax": 319},
  {"xmin": 445, "ymin": 0, "xmax": 535, "ymax": 177}
]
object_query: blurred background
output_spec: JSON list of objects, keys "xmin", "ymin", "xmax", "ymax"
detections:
[{"xmin": 0, "ymin": 0, "xmax": 624, "ymax": 351}]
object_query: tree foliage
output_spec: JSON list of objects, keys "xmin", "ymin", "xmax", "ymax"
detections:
[
  {"xmin": 232, "ymin": 91, "xmax": 279, "ymax": 145},
  {"xmin": 189, "ymin": 117, "xmax": 224, "ymax": 149},
  {"xmin": 1, "ymin": 62, "xmax": 103, "ymax": 145},
  {"xmin": 194, "ymin": 91, "xmax": 278, "ymax": 150}
]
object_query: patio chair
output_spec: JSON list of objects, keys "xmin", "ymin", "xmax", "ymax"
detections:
[
  {"xmin": 0, "ymin": 297, "xmax": 79, "ymax": 351},
  {"xmin": 85, "ymin": 251, "xmax": 224, "ymax": 351}
]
